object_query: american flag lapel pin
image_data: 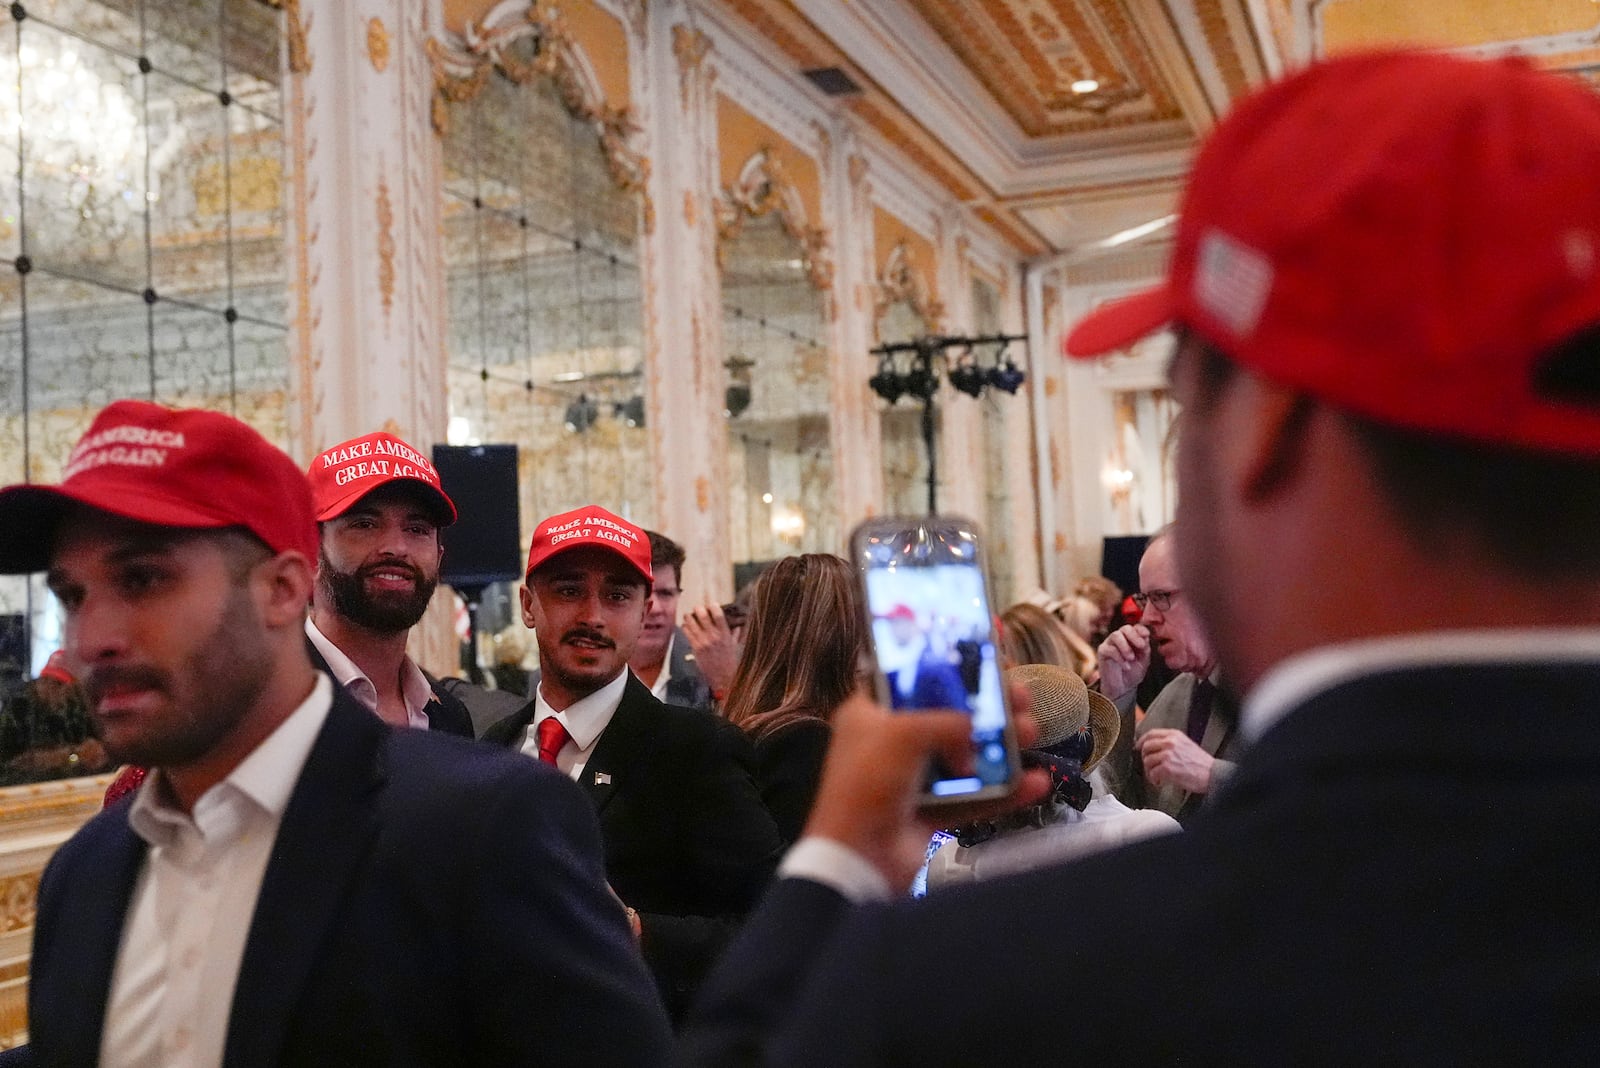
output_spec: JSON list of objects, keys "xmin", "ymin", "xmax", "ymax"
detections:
[{"xmin": 595, "ymin": 771, "xmax": 612, "ymax": 786}]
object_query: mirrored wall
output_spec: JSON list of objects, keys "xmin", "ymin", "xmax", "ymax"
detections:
[
  {"xmin": 0, "ymin": 0, "xmax": 288, "ymax": 779},
  {"xmin": 440, "ymin": 38, "xmax": 650, "ymax": 559},
  {"xmin": 720, "ymin": 212, "xmax": 834, "ymax": 566}
]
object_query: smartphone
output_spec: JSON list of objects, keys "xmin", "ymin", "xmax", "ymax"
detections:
[
  {"xmin": 850, "ymin": 515, "xmax": 1020, "ymax": 805},
  {"xmin": 719, "ymin": 601, "xmax": 748, "ymax": 627}
]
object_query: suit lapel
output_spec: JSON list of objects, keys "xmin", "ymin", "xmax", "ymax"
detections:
[
  {"xmin": 581, "ymin": 675, "xmax": 654, "ymax": 815},
  {"xmin": 221, "ymin": 693, "xmax": 385, "ymax": 1068}
]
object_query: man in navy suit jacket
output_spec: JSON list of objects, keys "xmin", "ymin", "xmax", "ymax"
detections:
[
  {"xmin": 681, "ymin": 51, "xmax": 1600, "ymax": 1065},
  {"xmin": 0, "ymin": 402, "xmax": 670, "ymax": 1066}
]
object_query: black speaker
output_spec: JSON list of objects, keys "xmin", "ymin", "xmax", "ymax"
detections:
[
  {"xmin": 432, "ymin": 444, "xmax": 523, "ymax": 589},
  {"xmin": 1100, "ymin": 534, "xmax": 1151, "ymax": 597}
]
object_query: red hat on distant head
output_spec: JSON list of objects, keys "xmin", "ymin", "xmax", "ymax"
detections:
[
  {"xmin": 1063, "ymin": 50, "xmax": 1600, "ymax": 456},
  {"xmin": 525, "ymin": 505, "xmax": 652, "ymax": 584},
  {"xmin": 881, "ymin": 604, "xmax": 917, "ymax": 622},
  {"xmin": 308, "ymin": 431, "xmax": 457, "ymax": 525},
  {"xmin": 0, "ymin": 400, "xmax": 319, "ymax": 573},
  {"xmin": 37, "ymin": 651, "xmax": 73, "ymax": 685}
]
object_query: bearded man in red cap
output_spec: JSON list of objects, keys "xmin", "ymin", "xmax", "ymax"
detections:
[
  {"xmin": 305, "ymin": 431, "xmax": 472, "ymax": 736},
  {"xmin": 482, "ymin": 504, "xmax": 782, "ymax": 1022},
  {"xmin": 5, "ymin": 402, "xmax": 670, "ymax": 1065},
  {"xmin": 681, "ymin": 51, "xmax": 1600, "ymax": 1064}
]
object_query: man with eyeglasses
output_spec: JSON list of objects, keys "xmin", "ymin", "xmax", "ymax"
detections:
[{"xmin": 1097, "ymin": 530, "xmax": 1236, "ymax": 821}]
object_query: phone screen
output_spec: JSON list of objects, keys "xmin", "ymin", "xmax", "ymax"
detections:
[{"xmin": 853, "ymin": 518, "xmax": 1016, "ymax": 802}]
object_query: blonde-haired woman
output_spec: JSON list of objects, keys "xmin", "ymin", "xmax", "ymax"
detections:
[{"xmin": 723, "ymin": 554, "xmax": 868, "ymax": 844}]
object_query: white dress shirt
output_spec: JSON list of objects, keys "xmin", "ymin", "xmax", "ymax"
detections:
[
  {"xmin": 100, "ymin": 673, "xmax": 333, "ymax": 1068},
  {"xmin": 519, "ymin": 668, "xmax": 630, "ymax": 782},
  {"xmin": 306, "ymin": 617, "xmax": 433, "ymax": 729},
  {"xmin": 647, "ymin": 633, "xmax": 676, "ymax": 703}
]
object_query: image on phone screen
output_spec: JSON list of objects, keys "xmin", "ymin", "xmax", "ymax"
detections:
[{"xmin": 855, "ymin": 520, "xmax": 1015, "ymax": 800}]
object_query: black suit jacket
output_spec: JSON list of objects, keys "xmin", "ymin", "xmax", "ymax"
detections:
[
  {"xmin": 306, "ymin": 638, "xmax": 474, "ymax": 737},
  {"xmin": 484, "ymin": 673, "xmax": 782, "ymax": 1018},
  {"xmin": 29, "ymin": 690, "xmax": 671, "ymax": 1066},
  {"xmin": 682, "ymin": 660, "xmax": 1600, "ymax": 1065}
]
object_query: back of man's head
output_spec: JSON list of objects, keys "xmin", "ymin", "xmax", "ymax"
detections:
[{"xmin": 1065, "ymin": 52, "xmax": 1600, "ymax": 684}]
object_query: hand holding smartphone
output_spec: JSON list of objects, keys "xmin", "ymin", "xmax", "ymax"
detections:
[{"xmin": 850, "ymin": 516, "xmax": 1020, "ymax": 806}]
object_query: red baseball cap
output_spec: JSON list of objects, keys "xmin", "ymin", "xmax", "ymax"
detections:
[
  {"xmin": 1063, "ymin": 51, "xmax": 1600, "ymax": 456},
  {"xmin": 525, "ymin": 505, "xmax": 652, "ymax": 584},
  {"xmin": 0, "ymin": 400, "xmax": 319, "ymax": 573},
  {"xmin": 308, "ymin": 432, "xmax": 456, "ymax": 525}
]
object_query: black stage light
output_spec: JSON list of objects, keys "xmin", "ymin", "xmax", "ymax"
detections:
[
  {"xmin": 725, "ymin": 382, "xmax": 752, "ymax": 418},
  {"xmin": 869, "ymin": 363, "xmax": 905, "ymax": 403},
  {"xmin": 564, "ymin": 394, "xmax": 599, "ymax": 433},
  {"xmin": 948, "ymin": 361, "xmax": 986, "ymax": 397},
  {"xmin": 986, "ymin": 361, "xmax": 1026, "ymax": 394}
]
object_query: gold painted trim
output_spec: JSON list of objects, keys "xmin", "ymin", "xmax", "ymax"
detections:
[
  {"xmin": 716, "ymin": 147, "xmax": 834, "ymax": 294},
  {"xmin": 367, "ymin": 17, "xmax": 391, "ymax": 74},
  {"xmin": 276, "ymin": 0, "xmax": 310, "ymax": 76},
  {"xmin": 376, "ymin": 179, "xmax": 396, "ymax": 313}
]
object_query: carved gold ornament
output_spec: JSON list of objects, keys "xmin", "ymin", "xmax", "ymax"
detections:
[
  {"xmin": 875, "ymin": 240, "xmax": 944, "ymax": 329},
  {"xmin": 262, "ymin": 0, "xmax": 312, "ymax": 75},
  {"xmin": 427, "ymin": 2, "xmax": 650, "ymax": 208},
  {"xmin": 716, "ymin": 147, "xmax": 834, "ymax": 294}
]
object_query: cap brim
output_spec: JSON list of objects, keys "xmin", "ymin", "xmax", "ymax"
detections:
[
  {"xmin": 314, "ymin": 478, "xmax": 458, "ymax": 526},
  {"xmin": 1062, "ymin": 285, "xmax": 1174, "ymax": 358},
  {"xmin": 0, "ymin": 482, "xmax": 239, "ymax": 574}
]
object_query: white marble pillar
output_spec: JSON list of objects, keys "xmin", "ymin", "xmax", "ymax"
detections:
[
  {"xmin": 637, "ymin": 3, "xmax": 734, "ymax": 605},
  {"xmin": 823, "ymin": 127, "xmax": 886, "ymax": 531}
]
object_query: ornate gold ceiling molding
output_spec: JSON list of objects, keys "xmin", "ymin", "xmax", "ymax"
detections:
[
  {"xmin": 875, "ymin": 240, "xmax": 944, "ymax": 331},
  {"xmin": 427, "ymin": 2, "xmax": 651, "ymax": 214},
  {"xmin": 716, "ymin": 147, "xmax": 834, "ymax": 294},
  {"xmin": 1195, "ymin": 0, "xmax": 1254, "ymax": 100}
]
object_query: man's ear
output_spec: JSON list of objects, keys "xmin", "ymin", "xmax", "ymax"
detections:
[
  {"xmin": 1233, "ymin": 379, "xmax": 1315, "ymax": 504},
  {"xmin": 519, "ymin": 582, "xmax": 537, "ymax": 629},
  {"xmin": 259, "ymin": 551, "xmax": 316, "ymax": 627}
]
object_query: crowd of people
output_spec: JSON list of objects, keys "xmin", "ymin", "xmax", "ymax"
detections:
[{"xmin": 2, "ymin": 47, "xmax": 1599, "ymax": 1064}]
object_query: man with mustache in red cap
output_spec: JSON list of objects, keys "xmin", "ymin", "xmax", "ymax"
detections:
[
  {"xmin": 306, "ymin": 431, "xmax": 473, "ymax": 737},
  {"xmin": 484, "ymin": 504, "xmax": 782, "ymax": 1022}
]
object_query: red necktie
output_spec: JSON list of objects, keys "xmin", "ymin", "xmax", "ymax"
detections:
[{"xmin": 535, "ymin": 717, "xmax": 570, "ymax": 767}]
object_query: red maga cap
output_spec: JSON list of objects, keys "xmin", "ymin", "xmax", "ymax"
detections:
[
  {"xmin": 37, "ymin": 651, "xmax": 73, "ymax": 685},
  {"xmin": 1063, "ymin": 51, "xmax": 1600, "ymax": 455},
  {"xmin": 0, "ymin": 400, "xmax": 318, "ymax": 573},
  {"xmin": 309, "ymin": 432, "xmax": 456, "ymax": 525},
  {"xmin": 524, "ymin": 505, "xmax": 652, "ymax": 584}
]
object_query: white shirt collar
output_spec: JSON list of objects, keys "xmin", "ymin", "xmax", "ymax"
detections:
[
  {"xmin": 1242, "ymin": 626, "xmax": 1600, "ymax": 745},
  {"xmin": 305, "ymin": 616, "xmax": 433, "ymax": 726},
  {"xmin": 535, "ymin": 667, "xmax": 631, "ymax": 752},
  {"xmin": 129, "ymin": 672, "xmax": 334, "ymax": 846},
  {"xmin": 647, "ymin": 632, "xmax": 676, "ymax": 702}
]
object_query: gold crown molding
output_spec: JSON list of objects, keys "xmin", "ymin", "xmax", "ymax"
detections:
[
  {"xmin": 367, "ymin": 17, "xmax": 391, "ymax": 73},
  {"xmin": 428, "ymin": 2, "xmax": 652, "ymax": 220},
  {"xmin": 875, "ymin": 240, "xmax": 943, "ymax": 331},
  {"xmin": 716, "ymin": 147, "xmax": 835, "ymax": 295},
  {"xmin": 1195, "ymin": 0, "xmax": 1253, "ymax": 100}
]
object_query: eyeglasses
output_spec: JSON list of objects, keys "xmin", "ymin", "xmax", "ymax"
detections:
[{"xmin": 1131, "ymin": 588, "xmax": 1181, "ymax": 612}]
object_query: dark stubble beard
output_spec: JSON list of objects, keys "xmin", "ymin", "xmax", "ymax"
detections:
[
  {"xmin": 89, "ymin": 583, "xmax": 275, "ymax": 769},
  {"xmin": 318, "ymin": 547, "xmax": 438, "ymax": 634}
]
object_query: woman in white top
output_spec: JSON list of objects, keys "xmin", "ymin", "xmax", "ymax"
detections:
[{"xmin": 926, "ymin": 663, "xmax": 1178, "ymax": 889}]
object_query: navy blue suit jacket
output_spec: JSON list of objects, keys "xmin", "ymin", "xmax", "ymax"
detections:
[
  {"xmin": 682, "ymin": 660, "xmax": 1600, "ymax": 1065},
  {"xmin": 28, "ymin": 689, "xmax": 671, "ymax": 1066}
]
